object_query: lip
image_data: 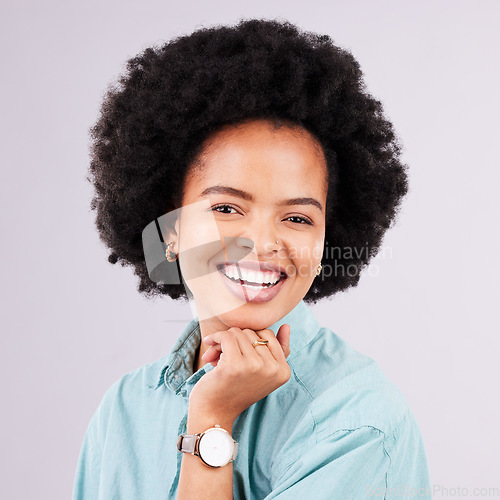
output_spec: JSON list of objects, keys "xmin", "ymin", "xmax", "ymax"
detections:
[{"xmin": 216, "ymin": 260, "xmax": 288, "ymax": 303}]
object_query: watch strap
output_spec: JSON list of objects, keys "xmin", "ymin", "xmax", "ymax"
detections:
[
  {"xmin": 231, "ymin": 441, "xmax": 238, "ymax": 461},
  {"xmin": 177, "ymin": 433, "xmax": 200, "ymax": 454}
]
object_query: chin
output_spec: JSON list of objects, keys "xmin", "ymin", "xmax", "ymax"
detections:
[{"xmin": 217, "ymin": 303, "xmax": 285, "ymax": 332}]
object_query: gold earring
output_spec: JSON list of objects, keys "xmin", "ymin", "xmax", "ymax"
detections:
[
  {"xmin": 165, "ymin": 241, "xmax": 178, "ymax": 262},
  {"xmin": 315, "ymin": 264, "xmax": 322, "ymax": 277}
]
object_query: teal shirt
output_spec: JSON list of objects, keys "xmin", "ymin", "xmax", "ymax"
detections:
[{"xmin": 72, "ymin": 300, "xmax": 432, "ymax": 499}]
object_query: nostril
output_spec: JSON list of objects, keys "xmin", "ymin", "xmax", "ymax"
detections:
[{"xmin": 234, "ymin": 236, "xmax": 254, "ymax": 249}]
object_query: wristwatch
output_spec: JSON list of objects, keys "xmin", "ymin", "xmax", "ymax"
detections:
[{"xmin": 177, "ymin": 424, "xmax": 238, "ymax": 468}]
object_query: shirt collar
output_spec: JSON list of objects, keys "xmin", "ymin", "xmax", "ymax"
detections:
[{"xmin": 153, "ymin": 299, "xmax": 321, "ymax": 395}]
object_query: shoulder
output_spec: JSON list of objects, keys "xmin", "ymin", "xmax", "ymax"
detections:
[
  {"xmin": 267, "ymin": 328, "xmax": 430, "ymax": 489},
  {"xmin": 87, "ymin": 355, "xmax": 169, "ymax": 439},
  {"xmin": 104, "ymin": 354, "xmax": 168, "ymax": 399},
  {"xmin": 288, "ymin": 326, "xmax": 415, "ymax": 438}
]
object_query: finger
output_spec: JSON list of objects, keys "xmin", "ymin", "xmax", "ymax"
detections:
[
  {"xmin": 255, "ymin": 328, "xmax": 288, "ymax": 363},
  {"xmin": 237, "ymin": 329, "xmax": 274, "ymax": 362},
  {"xmin": 202, "ymin": 330, "xmax": 243, "ymax": 359},
  {"xmin": 276, "ymin": 324, "xmax": 291, "ymax": 359},
  {"xmin": 201, "ymin": 344, "xmax": 222, "ymax": 364}
]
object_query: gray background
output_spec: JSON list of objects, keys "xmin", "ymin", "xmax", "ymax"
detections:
[{"xmin": 1, "ymin": 1, "xmax": 499, "ymax": 498}]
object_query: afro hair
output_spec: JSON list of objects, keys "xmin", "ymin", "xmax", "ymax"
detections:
[{"xmin": 88, "ymin": 18, "xmax": 409, "ymax": 305}]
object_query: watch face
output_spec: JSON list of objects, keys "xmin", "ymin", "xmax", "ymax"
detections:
[{"xmin": 198, "ymin": 428, "xmax": 233, "ymax": 467}]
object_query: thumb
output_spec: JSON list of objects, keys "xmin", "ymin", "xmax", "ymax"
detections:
[{"xmin": 276, "ymin": 323, "xmax": 291, "ymax": 359}]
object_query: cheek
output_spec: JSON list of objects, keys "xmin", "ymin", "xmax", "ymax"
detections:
[
  {"xmin": 178, "ymin": 206, "xmax": 222, "ymax": 253},
  {"xmin": 311, "ymin": 235, "xmax": 325, "ymax": 262},
  {"xmin": 181, "ymin": 224, "xmax": 216, "ymax": 251},
  {"xmin": 288, "ymin": 232, "xmax": 324, "ymax": 264},
  {"xmin": 177, "ymin": 213, "xmax": 223, "ymax": 281}
]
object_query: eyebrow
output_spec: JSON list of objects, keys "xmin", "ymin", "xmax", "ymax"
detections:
[{"xmin": 200, "ymin": 185, "xmax": 323, "ymax": 212}]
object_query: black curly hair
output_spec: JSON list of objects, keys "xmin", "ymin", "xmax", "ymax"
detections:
[{"xmin": 88, "ymin": 17, "xmax": 408, "ymax": 305}]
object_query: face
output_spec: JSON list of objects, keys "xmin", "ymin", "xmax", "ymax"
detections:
[{"xmin": 170, "ymin": 119, "xmax": 328, "ymax": 334}]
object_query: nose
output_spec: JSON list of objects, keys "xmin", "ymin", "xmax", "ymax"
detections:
[{"xmin": 235, "ymin": 220, "xmax": 280, "ymax": 258}]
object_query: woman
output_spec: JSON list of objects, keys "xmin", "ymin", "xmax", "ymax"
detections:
[{"xmin": 73, "ymin": 18, "xmax": 431, "ymax": 499}]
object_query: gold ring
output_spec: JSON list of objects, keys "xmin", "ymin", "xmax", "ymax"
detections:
[{"xmin": 252, "ymin": 339, "xmax": 269, "ymax": 348}]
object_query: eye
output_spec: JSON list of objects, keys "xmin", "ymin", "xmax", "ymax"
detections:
[
  {"xmin": 285, "ymin": 215, "xmax": 313, "ymax": 226},
  {"xmin": 211, "ymin": 204, "xmax": 240, "ymax": 215}
]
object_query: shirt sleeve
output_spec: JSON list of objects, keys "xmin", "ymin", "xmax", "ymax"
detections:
[
  {"xmin": 263, "ymin": 413, "xmax": 432, "ymax": 499},
  {"xmin": 71, "ymin": 380, "xmax": 120, "ymax": 500},
  {"xmin": 71, "ymin": 407, "xmax": 103, "ymax": 500}
]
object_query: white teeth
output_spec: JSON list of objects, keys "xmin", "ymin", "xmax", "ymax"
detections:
[
  {"xmin": 246, "ymin": 270, "xmax": 256, "ymax": 283},
  {"xmin": 264, "ymin": 272, "xmax": 275, "ymax": 283},
  {"xmin": 221, "ymin": 264, "xmax": 280, "ymax": 285}
]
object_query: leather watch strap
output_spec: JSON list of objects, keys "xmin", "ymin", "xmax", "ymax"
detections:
[
  {"xmin": 231, "ymin": 441, "xmax": 239, "ymax": 461},
  {"xmin": 177, "ymin": 433, "xmax": 199, "ymax": 454}
]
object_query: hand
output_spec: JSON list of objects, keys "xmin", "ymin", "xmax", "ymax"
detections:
[{"xmin": 188, "ymin": 324, "xmax": 292, "ymax": 422}]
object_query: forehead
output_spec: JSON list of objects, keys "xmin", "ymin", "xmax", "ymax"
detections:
[{"xmin": 184, "ymin": 120, "xmax": 328, "ymax": 198}]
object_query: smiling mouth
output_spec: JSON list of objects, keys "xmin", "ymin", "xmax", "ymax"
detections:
[
  {"xmin": 221, "ymin": 273, "xmax": 284, "ymax": 288},
  {"xmin": 216, "ymin": 264, "xmax": 287, "ymax": 288}
]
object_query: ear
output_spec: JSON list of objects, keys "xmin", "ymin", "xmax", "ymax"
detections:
[
  {"xmin": 159, "ymin": 211, "xmax": 180, "ymax": 254},
  {"xmin": 142, "ymin": 212, "xmax": 182, "ymax": 285},
  {"xmin": 164, "ymin": 217, "xmax": 180, "ymax": 253}
]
